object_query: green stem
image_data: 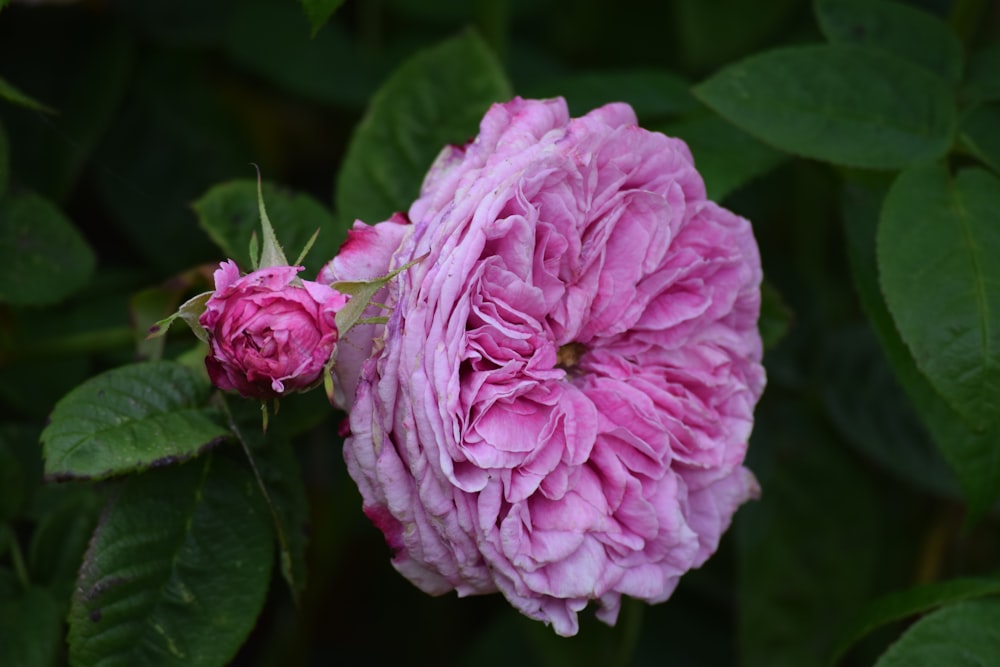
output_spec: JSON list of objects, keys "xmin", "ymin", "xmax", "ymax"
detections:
[
  {"xmin": 217, "ymin": 394, "xmax": 300, "ymax": 607},
  {"xmin": 949, "ymin": 0, "xmax": 989, "ymax": 45},
  {"xmin": 9, "ymin": 534, "xmax": 29, "ymax": 591},
  {"xmin": 613, "ymin": 596, "xmax": 644, "ymax": 667}
]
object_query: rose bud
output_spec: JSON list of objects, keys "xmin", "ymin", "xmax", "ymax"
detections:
[{"xmin": 199, "ymin": 260, "xmax": 348, "ymax": 399}]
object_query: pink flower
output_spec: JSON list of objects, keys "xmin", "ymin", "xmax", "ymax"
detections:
[
  {"xmin": 324, "ymin": 97, "xmax": 765, "ymax": 636},
  {"xmin": 200, "ymin": 260, "xmax": 348, "ymax": 399}
]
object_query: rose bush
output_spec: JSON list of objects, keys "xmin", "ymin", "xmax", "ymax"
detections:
[
  {"xmin": 200, "ymin": 260, "xmax": 348, "ymax": 399},
  {"xmin": 324, "ymin": 97, "xmax": 766, "ymax": 636}
]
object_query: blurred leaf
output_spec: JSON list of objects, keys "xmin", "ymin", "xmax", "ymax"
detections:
[
  {"xmin": 738, "ymin": 402, "xmax": 881, "ymax": 666},
  {"xmin": 878, "ymin": 164, "xmax": 1000, "ymax": 432},
  {"xmin": 108, "ymin": 0, "xmax": 238, "ymax": 48},
  {"xmin": 0, "ymin": 357, "xmax": 92, "ymax": 420},
  {"xmin": 67, "ymin": 455, "xmax": 274, "ymax": 667},
  {"xmin": 0, "ymin": 192, "xmax": 95, "ymax": 306},
  {"xmin": 193, "ymin": 179, "xmax": 339, "ymax": 277},
  {"xmin": 300, "ymin": 0, "xmax": 345, "ymax": 36},
  {"xmin": 694, "ymin": 44, "xmax": 956, "ymax": 169},
  {"xmin": 0, "ymin": 440, "xmax": 23, "ymax": 521},
  {"xmin": 815, "ymin": 0, "xmax": 963, "ymax": 85},
  {"xmin": 0, "ymin": 19, "xmax": 132, "ymax": 200},
  {"xmin": 673, "ymin": 0, "xmax": 801, "ymax": 73},
  {"xmin": 95, "ymin": 50, "xmax": 252, "ymax": 273},
  {"xmin": 873, "ymin": 597, "xmax": 1000, "ymax": 666},
  {"xmin": 831, "ymin": 576, "xmax": 1000, "ymax": 664},
  {"xmin": 0, "ymin": 587, "xmax": 63, "ymax": 667},
  {"xmin": 960, "ymin": 104, "xmax": 1000, "ymax": 175},
  {"xmin": 0, "ymin": 75, "xmax": 54, "ymax": 114},
  {"xmin": 820, "ymin": 325, "xmax": 958, "ymax": 497},
  {"xmin": 28, "ymin": 484, "xmax": 102, "ymax": 602},
  {"xmin": 0, "ymin": 119, "xmax": 8, "ymax": 199},
  {"xmin": 842, "ymin": 174, "xmax": 1000, "ymax": 521},
  {"xmin": 41, "ymin": 361, "xmax": 229, "ymax": 481},
  {"xmin": 521, "ymin": 69, "xmax": 700, "ymax": 120},
  {"xmin": 336, "ymin": 30, "xmax": 512, "ymax": 225},
  {"xmin": 759, "ymin": 278, "xmax": 793, "ymax": 350},
  {"xmin": 225, "ymin": 0, "xmax": 390, "ymax": 110},
  {"xmin": 963, "ymin": 42, "xmax": 1000, "ymax": 104},
  {"xmin": 656, "ymin": 113, "xmax": 787, "ymax": 201}
]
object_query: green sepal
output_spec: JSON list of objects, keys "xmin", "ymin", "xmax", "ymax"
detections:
[
  {"xmin": 146, "ymin": 291, "xmax": 212, "ymax": 343},
  {"xmin": 253, "ymin": 166, "xmax": 290, "ymax": 269}
]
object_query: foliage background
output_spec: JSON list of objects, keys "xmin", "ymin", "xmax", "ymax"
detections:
[{"xmin": 1, "ymin": 0, "xmax": 999, "ymax": 665}]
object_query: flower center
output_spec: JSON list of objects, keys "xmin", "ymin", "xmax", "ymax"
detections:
[{"xmin": 556, "ymin": 342, "xmax": 587, "ymax": 370}]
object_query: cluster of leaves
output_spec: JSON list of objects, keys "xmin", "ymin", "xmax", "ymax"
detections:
[{"xmin": 0, "ymin": 0, "xmax": 998, "ymax": 664}]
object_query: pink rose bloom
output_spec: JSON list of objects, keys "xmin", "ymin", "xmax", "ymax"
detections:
[
  {"xmin": 200, "ymin": 260, "xmax": 348, "ymax": 399},
  {"xmin": 323, "ymin": 97, "xmax": 765, "ymax": 636}
]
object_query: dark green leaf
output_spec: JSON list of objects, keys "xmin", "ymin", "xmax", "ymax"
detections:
[
  {"xmin": 656, "ymin": 113, "xmax": 787, "ymax": 201},
  {"xmin": 0, "ymin": 440, "xmax": 23, "ymax": 521},
  {"xmin": 963, "ymin": 42, "xmax": 1000, "ymax": 104},
  {"xmin": 673, "ymin": 0, "xmax": 801, "ymax": 72},
  {"xmin": 815, "ymin": 0, "xmax": 963, "ymax": 85},
  {"xmin": 94, "ymin": 51, "xmax": 252, "ymax": 273},
  {"xmin": 255, "ymin": 439, "xmax": 310, "ymax": 598},
  {"xmin": 759, "ymin": 278, "xmax": 793, "ymax": 350},
  {"xmin": 0, "ymin": 75, "xmax": 54, "ymax": 113},
  {"xmin": 694, "ymin": 44, "xmax": 957, "ymax": 169},
  {"xmin": 0, "ymin": 587, "xmax": 63, "ymax": 667},
  {"xmin": 521, "ymin": 69, "xmax": 700, "ymax": 120},
  {"xmin": 820, "ymin": 325, "xmax": 958, "ymax": 497},
  {"xmin": 300, "ymin": 0, "xmax": 345, "ymax": 36},
  {"xmin": 738, "ymin": 403, "xmax": 881, "ymax": 666},
  {"xmin": 0, "ymin": 119, "xmax": 8, "ymax": 200},
  {"xmin": 0, "ymin": 192, "xmax": 95, "ymax": 306},
  {"xmin": 843, "ymin": 174, "xmax": 1000, "ymax": 519},
  {"xmin": 960, "ymin": 104, "xmax": 1000, "ymax": 175},
  {"xmin": 225, "ymin": 0, "xmax": 390, "ymax": 109},
  {"xmin": 67, "ymin": 455, "xmax": 274, "ymax": 667},
  {"xmin": 0, "ymin": 21, "xmax": 132, "ymax": 200},
  {"xmin": 28, "ymin": 484, "xmax": 103, "ymax": 601},
  {"xmin": 831, "ymin": 577, "xmax": 1000, "ymax": 663},
  {"xmin": 193, "ymin": 179, "xmax": 339, "ymax": 277},
  {"xmin": 878, "ymin": 164, "xmax": 1000, "ymax": 432},
  {"xmin": 41, "ymin": 361, "xmax": 230, "ymax": 481},
  {"xmin": 874, "ymin": 597, "xmax": 1000, "ymax": 666},
  {"xmin": 336, "ymin": 30, "xmax": 512, "ymax": 225}
]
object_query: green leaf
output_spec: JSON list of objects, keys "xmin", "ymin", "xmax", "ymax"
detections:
[
  {"xmin": 963, "ymin": 42, "xmax": 1000, "ymax": 104},
  {"xmin": 41, "ymin": 361, "xmax": 230, "ymax": 481},
  {"xmin": 815, "ymin": 0, "xmax": 963, "ymax": 85},
  {"xmin": 878, "ymin": 164, "xmax": 1000, "ymax": 432},
  {"xmin": 693, "ymin": 44, "xmax": 957, "ymax": 169},
  {"xmin": 336, "ymin": 30, "xmax": 512, "ymax": 225},
  {"xmin": 254, "ymin": 438, "xmax": 310, "ymax": 598},
  {"xmin": 843, "ymin": 173, "xmax": 1000, "ymax": 519},
  {"xmin": 960, "ymin": 104, "xmax": 1000, "ymax": 175},
  {"xmin": 521, "ymin": 69, "xmax": 700, "ymax": 120},
  {"xmin": 67, "ymin": 455, "xmax": 274, "ymax": 667},
  {"xmin": 0, "ymin": 75, "xmax": 55, "ymax": 113},
  {"xmin": 874, "ymin": 597, "xmax": 1000, "ymax": 666},
  {"xmin": 831, "ymin": 577, "xmax": 1000, "ymax": 664},
  {"xmin": 0, "ymin": 193, "xmax": 96, "ymax": 306},
  {"xmin": 0, "ymin": 439, "xmax": 24, "ymax": 521},
  {"xmin": 147, "ymin": 291, "xmax": 212, "ymax": 344},
  {"xmin": 0, "ymin": 587, "xmax": 64, "ymax": 667},
  {"xmin": 300, "ymin": 0, "xmax": 345, "ymax": 36},
  {"xmin": 655, "ymin": 113, "xmax": 787, "ymax": 201},
  {"xmin": 193, "ymin": 179, "xmax": 339, "ymax": 277},
  {"xmin": 0, "ymin": 120, "xmax": 8, "ymax": 200}
]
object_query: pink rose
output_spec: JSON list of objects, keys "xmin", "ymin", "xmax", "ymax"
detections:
[
  {"xmin": 200, "ymin": 260, "xmax": 348, "ymax": 399},
  {"xmin": 324, "ymin": 97, "xmax": 765, "ymax": 636}
]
